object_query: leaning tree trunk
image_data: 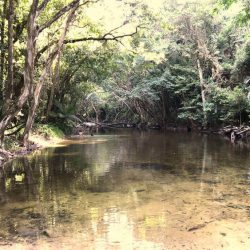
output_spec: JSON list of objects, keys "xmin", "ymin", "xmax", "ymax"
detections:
[
  {"xmin": 0, "ymin": 0, "xmax": 39, "ymax": 147},
  {"xmin": 1, "ymin": 0, "xmax": 14, "ymax": 110},
  {"xmin": 22, "ymin": 3, "xmax": 79, "ymax": 146},
  {"xmin": 46, "ymin": 53, "xmax": 61, "ymax": 120},
  {"xmin": 6, "ymin": 0, "xmax": 14, "ymax": 100},
  {"xmin": 0, "ymin": 0, "xmax": 15, "ymax": 146},
  {"xmin": 0, "ymin": 0, "xmax": 7, "ymax": 95},
  {"xmin": 22, "ymin": 69, "xmax": 47, "ymax": 146}
]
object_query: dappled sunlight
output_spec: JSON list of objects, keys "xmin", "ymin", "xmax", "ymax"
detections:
[{"xmin": 29, "ymin": 135, "xmax": 68, "ymax": 148}]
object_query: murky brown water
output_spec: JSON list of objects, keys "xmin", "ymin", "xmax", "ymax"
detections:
[{"xmin": 0, "ymin": 130, "xmax": 249, "ymax": 249}]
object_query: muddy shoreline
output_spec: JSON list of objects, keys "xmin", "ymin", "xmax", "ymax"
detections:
[{"xmin": 0, "ymin": 135, "xmax": 67, "ymax": 167}]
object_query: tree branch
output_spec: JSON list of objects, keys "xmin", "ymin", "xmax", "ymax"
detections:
[
  {"xmin": 38, "ymin": 0, "xmax": 79, "ymax": 33},
  {"xmin": 38, "ymin": 0, "xmax": 51, "ymax": 13},
  {"xmin": 38, "ymin": 0, "xmax": 100, "ymax": 34},
  {"xmin": 35, "ymin": 25, "xmax": 141, "ymax": 63},
  {"xmin": 5, "ymin": 123, "xmax": 25, "ymax": 136},
  {"xmin": 66, "ymin": 25, "xmax": 141, "ymax": 43}
]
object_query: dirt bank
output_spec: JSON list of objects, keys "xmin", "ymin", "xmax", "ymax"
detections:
[{"xmin": 0, "ymin": 134, "xmax": 67, "ymax": 167}]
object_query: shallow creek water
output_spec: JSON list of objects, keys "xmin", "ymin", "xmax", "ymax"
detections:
[{"xmin": 0, "ymin": 131, "xmax": 249, "ymax": 250}]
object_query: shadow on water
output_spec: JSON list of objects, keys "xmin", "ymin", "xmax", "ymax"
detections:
[{"xmin": 0, "ymin": 130, "xmax": 249, "ymax": 249}]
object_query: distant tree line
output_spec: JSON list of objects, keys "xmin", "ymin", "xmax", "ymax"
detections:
[{"xmin": 0, "ymin": 0, "xmax": 250, "ymax": 149}]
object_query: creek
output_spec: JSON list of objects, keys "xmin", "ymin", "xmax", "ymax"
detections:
[{"xmin": 0, "ymin": 130, "xmax": 249, "ymax": 249}]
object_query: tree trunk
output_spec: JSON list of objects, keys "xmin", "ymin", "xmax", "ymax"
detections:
[
  {"xmin": 197, "ymin": 58, "xmax": 207, "ymax": 128},
  {"xmin": 46, "ymin": 53, "xmax": 61, "ymax": 120},
  {"xmin": 22, "ymin": 2, "xmax": 79, "ymax": 145},
  {"xmin": 0, "ymin": 0, "xmax": 39, "ymax": 147},
  {"xmin": 1, "ymin": 0, "xmax": 15, "ymax": 116},
  {"xmin": 6, "ymin": 0, "xmax": 14, "ymax": 100},
  {"xmin": 22, "ymin": 76, "xmax": 44, "ymax": 146},
  {"xmin": 46, "ymin": 85, "xmax": 54, "ymax": 120},
  {"xmin": 0, "ymin": 0, "xmax": 7, "ymax": 96},
  {"xmin": 91, "ymin": 102, "xmax": 99, "ymax": 124}
]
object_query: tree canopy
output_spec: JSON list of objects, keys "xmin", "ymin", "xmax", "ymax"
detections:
[{"xmin": 0, "ymin": 0, "xmax": 250, "ymax": 147}]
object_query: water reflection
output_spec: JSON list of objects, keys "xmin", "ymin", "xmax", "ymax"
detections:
[{"xmin": 0, "ymin": 131, "xmax": 249, "ymax": 249}]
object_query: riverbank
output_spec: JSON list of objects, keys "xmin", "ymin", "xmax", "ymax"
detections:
[
  {"xmin": 1, "ymin": 123, "xmax": 249, "ymax": 166},
  {"xmin": 0, "ymin": 124, "xmax": 66, "ymax": 166}
]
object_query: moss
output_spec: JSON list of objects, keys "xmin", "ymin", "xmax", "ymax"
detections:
[
  {"xmin": 34, "ymin": 124, "xmax": 65, "ymax": 139},
  {"xmin": 1, "ymin": 124, "xmax": 65, "ymax": 155}
]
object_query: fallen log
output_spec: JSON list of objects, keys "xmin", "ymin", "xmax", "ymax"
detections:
[
  {"xmin": 218, "ymin": 125, "xmax": 250, "ymax": 142},
  {"xmin": 79, "ymin": 122, "xmax": 160, "ymax": 132},
  {"xmin": 82, "ymin": 122, "xmax": 97, "ymax": 128},
  {"xmin": 235, "ymin": 127, "xmax": 250, "ymax": 136}
]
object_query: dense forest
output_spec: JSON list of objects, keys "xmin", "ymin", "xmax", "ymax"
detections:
[{"xmin": 0, "ymin": 0, "xmax": 250, "ymax": 148}]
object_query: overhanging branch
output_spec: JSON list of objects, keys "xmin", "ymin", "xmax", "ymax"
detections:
[
  {"xmin": 65, "ymin": 25, "xmax": 140, "ymax": 43},
  {"xmin": 35, "ymin": 25, "xmax": 142, "ymax": 63},
  {"xmin": 38, "ymin": 0, "xmax": 100, "ymax": 34}
]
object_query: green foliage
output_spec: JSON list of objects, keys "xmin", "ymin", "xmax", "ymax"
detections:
[
  {"xmin": 220, "ymin": 0, "xmax": 238, "ymax": 7},
  {"xmin": 206, "ymin": 85, "xmax": 250, "ymax": 125},
  {"xmin": 2, "ymin": 0, "xmax": 250, "ymax": 134},
  {"xmin": 39, "ymin": 0, "xmax": 250, "ymax": 127},
  {"xmin": 233, "ymin": 40, "xmax": 250, "ymax": 78},
  {"xmin": 34, "ymin": 124, "xmax": 65, "ymax": 139},
  {"xmin": 226, "ymin": 86, "xmax": 250, "ymax": 124},
  {"xmin": 49, "ymin": 101, "xmax": 82, "ymax": 133}
]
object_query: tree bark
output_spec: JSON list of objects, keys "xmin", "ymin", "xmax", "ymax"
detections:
[
  {"xmin": 0, "ymin": 0, "xmax": 15, "ymax": 144},
  {"xmin": 0, "ymin": 0, "xmax": 39, "ymax": 147},
  {"xmin": 46, "ymin": 53, "xmax": 61, "ymax": 120},
  {"xmin": 0, "ymin": 0, "xmax": 7, "ymax": 97},
  {"xmin": 5, "ymin": 0, "xmax": 14, "ymax": 100},
  {"xmin": 91, "ymin": 102, "xmax": 99, "ymax": 124},
  {"xmin": 22, "ymin": 2, "xmax": 79, "ymax": 145}
]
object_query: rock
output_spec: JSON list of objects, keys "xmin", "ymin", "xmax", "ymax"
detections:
[
  {"xmin": 27, "ymin": 212, "xmax": 42, "ymax": 219},
  {"xmin": 135, "ymin": 189, "xmax": 146, "ymax": 192},
  {"xmin": 187, "ymin": 223, "xmax": 206, "ymax": 232},
  {"xmin": 41, "ymin": 230, "xmax": 50, "ymax": 238}
]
